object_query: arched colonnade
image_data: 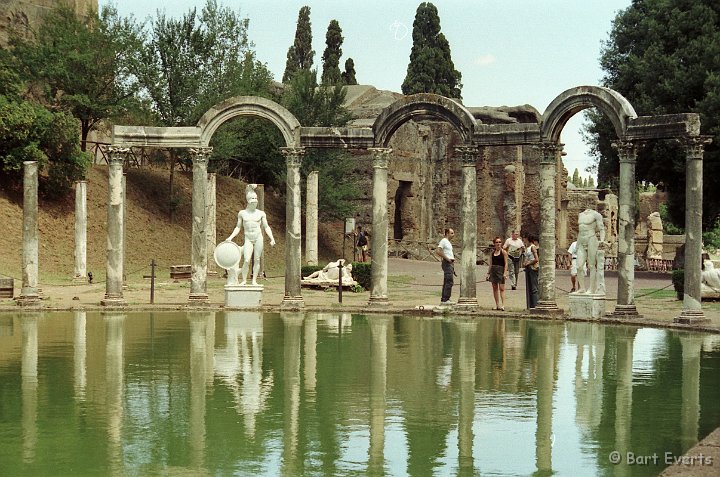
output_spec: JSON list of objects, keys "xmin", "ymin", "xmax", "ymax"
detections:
[{"xmin": 102, "ymin": 87, "xmax": 708, "ymax": 321}]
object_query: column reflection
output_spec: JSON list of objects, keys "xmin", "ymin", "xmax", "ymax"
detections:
[
  {"xmin": 304, "ymin": 314, "xmax": 317, "ymax": 398},
  {"xmin": 613, "ymin": 327, "xmax": 636, "ymax": 477},
  {"xmin": 679, "ymin": 333, "xmax": 702, "ymax": 450},
  {"xmin": 534, "ymin": 323, "xmax": 559, "ymax": 476},
  {"xmin": 368, "ymin": 316, "xmax": 390, "ymax": 476},
  {"xmin": 281, "ymin": 312, "xmax": 304, "ymax": 477},
  {"xmin": 74, "ymin": 311, "xmax": 87, "ymax": 400},
  {"xmin": 104, "ymin": 313, "xmax": 125, "ymax": 476},
  {"xmin": 454, "ymin": 321, "xmax": 477, "ymax": 477},
  {"xmin": 21, "ymin": 313, "xmax": 39, "ymax": 464},
  {"xmin": 189, "ymin": 312, "xmax": 214, "ymax": 469}
]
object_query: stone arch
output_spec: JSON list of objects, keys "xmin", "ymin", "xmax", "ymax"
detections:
[
  {"xmin": 197, "ymin": 96, "xmax": 301, "ymax": 147},
  {"xmin": 541, "ymin": 86, "xmax": 637, "ymax": 142},
  {"xmin": 373, "ymin": 93, "xmax": 476, "ymax": 147}
]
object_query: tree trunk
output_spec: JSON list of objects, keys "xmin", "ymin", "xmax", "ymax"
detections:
[{"xmin": 169, "ymin": 149, "xmax": 176, "ymax": 223}]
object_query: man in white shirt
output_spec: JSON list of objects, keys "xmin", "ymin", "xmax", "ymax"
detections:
[
  {"xmin": 503, "ymin": 230, "xmax": 525, "ymax": 290},
  {"xmin": 436, "ymin": 228, "xmax": 455, "ymax": 304},
  {"xmin": 568, "ymin": 239, "xmax": 578, "ymax": 292}
]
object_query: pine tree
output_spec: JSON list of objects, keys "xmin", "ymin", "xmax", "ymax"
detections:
[
  {"xmin": 572, "ymin": 168, "xmax": 580, "ymax": 186},
  {"xmin": 341, "ymin": 58, "xmax": 357, "ymax": 85},
  {"xmin": 589, "ymin": 176, "xmax": 595, "ymax": 188},
  {"xmin": 401, "ymin": 2, "xmax": 462, "ymax": 99},
  {"xmin": 282, "ymin": 6, "xmax": 314, "ymax": 83},
  {"xmin": 321, "ymin": 20, "xmax": 343, "ymax": 85},
  {"xmin": 583, "ymin": 177, "xmax": 588, "ymax": 188}
]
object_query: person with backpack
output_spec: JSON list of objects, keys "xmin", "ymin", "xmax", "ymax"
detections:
[{"xmin": 356, "ymin": 225, "xmax": 369, "ymax": 262}]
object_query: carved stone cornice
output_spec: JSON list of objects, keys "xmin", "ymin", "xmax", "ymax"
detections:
[
  {"xmin": 535, "ymin": 142, "xmax": 563, "ymax": 165},
  {"xmin": 454, "ymin": 145, "xmax": 479, "ymax": 166},
  {"xmin": 677, "ymin": 136, "xmax": 713, "ymax": 160},
  {"xmin": 280, "ymin": 147, "xmax": 306, "ymax": 167},
  {"xmin": 369, "ymin": 147, "xmax": 392, "ymax": 169},
  {"xmin": 189, "ymin": 147, "xmax": 213, "ymax": 164},
  {"xmin": 106, "ymin": 146, "xmax": 131, "ymax": 166},
  {"xmin": 611, "ymin": 140, "xmax": 638, "ymax": 163}
]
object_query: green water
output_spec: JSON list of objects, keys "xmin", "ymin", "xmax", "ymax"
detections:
[{"xmin": 0, "ymin": 312, "xmax": 718, "ymax": 477}]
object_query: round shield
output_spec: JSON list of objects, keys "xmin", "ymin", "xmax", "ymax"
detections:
[{"xmin": 214, "ymin": 241, "xmax": 241, "ymax": 269}]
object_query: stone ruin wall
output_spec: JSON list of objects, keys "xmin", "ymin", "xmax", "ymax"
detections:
[{"xmin": 0, "ymin": 0, "xmax": 97, "ymax": 46}]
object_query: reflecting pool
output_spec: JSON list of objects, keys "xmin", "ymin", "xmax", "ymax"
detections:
[{"xmin": 0, "ymin": 312, "xmax": 719, "ymax": 476}]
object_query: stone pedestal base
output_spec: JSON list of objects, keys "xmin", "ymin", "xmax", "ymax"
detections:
[
  {"xmin": 533, "ymin": 300, "xmax": 563, "ymax": 315},
  {"xmin": 674, "ymin": 309, "xmax": 709, "ymax": 325},
  {"xmin": 16, "ymin": 294, "xmax": 41, "ymax": 307},
  {"xmin": 455, "ymin": 297, "xmax": 479, "ymax": 309},
  {"xmin": 188, "ymin": 293, "xmax": 209, "ymax": 304},
  {"xmin": 225, "ymin": 285, "xmax": 263, "ymax": 308},
  {"xmin": 281, "ymin": 296, "xmax": 305, "ymax": 309},
  {"xmin": 368, "ymin": 295, "xmax": 389, "ymax": 307},
  {"xmin": 101, "ymin": 295, "xmax": 127, "ymax": 307},
  {"xmin": 608, "ymin": 304, "xmax": 641, "ymax": 318},
  {"xmin": 569, "ymin": 293, "xmax": 605, "ymax": 319}
]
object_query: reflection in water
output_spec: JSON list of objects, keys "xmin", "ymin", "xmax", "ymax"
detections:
[
  {"xmin": 680, "ymin": 333, "xmax": 702, "ymax": 450},
  {"xmin": 214, "ymin": 311, "xmax": 273, "ymax": 438},
  {"xmin": 304, "ymin": 314, "xmax": 317, "ymax": 396},
  {"xmin": 104, "ymin": 313, "xmax": 125, "ymax": 476},
  {"xmin": 535, "ymin": 323, "xmax": 558, "ymax": 476},
  {"xmin": 21, "ymin": 313, "xmax": 39, "ymax": 464},
  {"xmin": 368, "ymin": 316, "xmax": 390, "ymax": 476},
  {"xmin": 189, "ymin": 312, "xmax": 213, "ymax": 468},
  {"xmin": 74, "ymin": 311, "xmax": 87, "ymax": 400},
  {"xmin": 614, "ymin": 327, "xmax": 637, "ymax": 477},
  {"xmin": 569, "ymin": 323, "xmax": 606, "ymax": 431},
  {"xmin": 454, "ymin": 321, "xmax": 476, "ymax": 477},
  {"xmin": 281, "ymin": 312, "xmax": 304, "ymax": 477}
]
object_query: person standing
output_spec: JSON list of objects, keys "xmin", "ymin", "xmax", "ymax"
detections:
[
  {"xmin": 356, "ymin": 225, "xmax": 368, "ymax": 263},
  {"xmin": 503, "ymin": 230, "xmax": 525, "ymax": 290},
  {"xmin": 524, "ymin": 235, "xmax": 540, "ymax": 308},
  {"xmin": 486, "ymin": 236, "xmax": 509, "ymax": 310},
  {"xmin": 568, "ymin": 238, "xmax": 578, "ymax": 292},
  {"xmin": 436, "ymin": 228, "xmax": 455, "ymax": 305}
]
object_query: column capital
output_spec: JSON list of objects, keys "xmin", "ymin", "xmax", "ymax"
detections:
[
  {"xmin": 677, "ymin": 136, "xmax": 712, "ymax": 160},
  {"xmin": 280, "ymin": 147, "xmax": 305, "ymax": 167},
  {"xmin": 369, "ymin": 147, "xmax": 392, "ymax": 168},
  {"xmin": 611, "ymin": 140, "xmax": 638, "ymax": 163},
  {"xmin": 454, "ymin": 145, "xmax": 479, "ymax": 165},
  {"xmin": 189, "ymin": 147, "xmax": 213, "ymax": 164},
  {"xmin": 535, "ymin": 142, "xmax": 563, "ymax": 164},
  {"xmin": 106, "ymin": 146, "xmax": 131, "ymax": 166}
]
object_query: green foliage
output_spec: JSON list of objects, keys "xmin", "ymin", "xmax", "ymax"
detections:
[
  {"xmin": 702, "ymin": 220, "xmax": 720, "ymax": 253},
  {"xmin": 585, "ymin": 0, "xmax": 720, "ymax": 228},
  {"xmin": 303, "ymin": 150, "xmax": 359, "ymax": 220},
  {"xmin": 401, "ymin": 2, "xmax": 462, "ymax": 99},
  {"xmin": 572, "ymin": 168, "xmax": 580, "ymax": 186},
  {"xmin": 351, "ymin": 262, "xmax": 371, "ymax": 289},
  {"xmin": 671, "ymin": 269, "xmax": 684, "ymax": 301},
  {"xmin": 349, "ymin": 283, "xmax": 364, "ymax": 293},
  {"xmin": 588, "ymin": 176, "xmax": 595, "ymax": 188},
  {"xmin": 301, "ymin": 265, "xmax": 324, "ymax": 278},
  {"xmin": 659, "ymin": 203, "xmax": 684, "ymax": 235},
  {"xmin": 10, "ymin": 5, "xmax": 142, "ymax": 150},
  {"xmin": 321, "ymin": 20, "xmax": 343, "ymax": 85},
  {"xmin": 282, "ymin": 69, "xmax": 352, "ymax": 127},
  {"xmin": 283, "ymin": 6, "xmax": 314, "ymax": 83},
  {"xmin": 342, "ymin": 58, "xmax": 357, "ymax": 85}
]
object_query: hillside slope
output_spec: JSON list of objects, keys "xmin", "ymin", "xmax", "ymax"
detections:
[{"xmin": 0, "ymin": 166, "xmax": 344, "ymax": 283}]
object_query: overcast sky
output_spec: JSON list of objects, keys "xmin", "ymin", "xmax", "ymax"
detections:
[{"xmin": 101, "ymin": 0, "xmax": 632, "ymax": 179}]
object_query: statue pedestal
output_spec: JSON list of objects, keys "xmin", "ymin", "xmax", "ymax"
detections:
[
  {"xmin": 568, "ymin": 293, "xmax": 606, "ymax": 319},
  {"xmin": 225, "ymin": 285, "xmax": 263, "ymax": 308}
]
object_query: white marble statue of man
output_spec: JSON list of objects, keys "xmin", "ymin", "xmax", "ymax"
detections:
[
  {"xmin": 575, "ymin": 208, "xmax": 607, "ymax": 294},
  {"xmin": 225, "ymin": 185, "xmax": 275, "ymax": 286}
]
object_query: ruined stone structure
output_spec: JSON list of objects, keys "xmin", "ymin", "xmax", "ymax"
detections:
[{"xmin": 0, "ymin": 0, "xmax": 97, "ymax": 46}]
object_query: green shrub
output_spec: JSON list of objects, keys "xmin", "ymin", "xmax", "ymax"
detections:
[
  {"xmin": 351, "ymin": 262, "xmax": 371, "ymax": 289},
  {"xmin": 301, "ymin": 265, "xmax": 324, "ymax": 278},
  {"xmin": 671, "ymin": 269, "xmax": 684, "ymax": 301}
]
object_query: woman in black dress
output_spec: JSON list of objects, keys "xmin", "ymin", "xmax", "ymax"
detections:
[{"xmin": 486, "ymin": 236, "xmax": 509, "ymax": 310}]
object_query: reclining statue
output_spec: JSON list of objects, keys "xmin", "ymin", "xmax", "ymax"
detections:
[
  {"xmin": 701, "ymin": 259, "xmax": 720, "ymax": 296},
  {"xmin": 302, "ymin": 259, "xmax": 355, "ymax": 286}
]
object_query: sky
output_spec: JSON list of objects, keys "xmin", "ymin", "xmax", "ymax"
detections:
[{"xmin": 100, "ymin": 0, "xmax": 632, "ymax": 179}]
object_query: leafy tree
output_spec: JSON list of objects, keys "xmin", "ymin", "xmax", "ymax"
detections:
[
  {"xmin": 342, "ymin": 58, "xmax": 357, "ymax": 85},
  {"xmin": 0, "ymin": 50, "xmax": 89, "ymax": 196},
  {"xmin": 282, "ymin": 6, "xmax": 314, "ymax": 83},
  {"xmin": 10, "ymin": 5, "xmax": 141, "ymax": 151},
  {"xmin": 585, "ymin": 0, "xmax": 720, "ymax": 228},
  {"xmin": 321, "ymin": 20, "xmax": 343, "ymax": 85},
  {"xmin": 401, "ymin": 2, "xmax": 462, "ymax": 99}
]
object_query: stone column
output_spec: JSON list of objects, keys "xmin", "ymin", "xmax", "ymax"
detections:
[
  {"xmin": 121, "ymin": 173, "xmax": 126, "ymax": 288},
  {"xmin": 73, "ymin": 180, "xmax": 88, "ymax": 283},
  {"xmin": 455, "ymin": 146, "xmax": 479, "ymax": 308},
  {"xmin": 611, "ymin": 141, "xmax": 639, "ymax": 317},
  {"xmin": 676, "ymin": 137, "xmax": 712, "ymax": 323},
  {"xmin": 679, "ymin": 334, "xmax": 702, "ymax": 449},
  {"xmin": 206, "ymin": 173, "xmax": 217, "ymax": 277},
  {"xmin": 368, "ymin": 148, "xmax": 392, "ymax": 306},
  {"xmin": 101, "ymin": 147, "xmax": 129, "ymax": 306},
  {"xmin": 19, "ymin": 161, "xmax": 40, "ymax": 305},
  {"xmin": 188, "ymin": 148, "xmax": 211, "ymax": 303},
  {"xmin": 281, "ymin": 147, "xmax": 305, "ymax": 308},
  {"xmin": 306, "ymin": 171, "xmax": 319, "ymax": 265},
  {"xmin": 536, "ymin": 143, "xmax": 561, "ymax": 312}
]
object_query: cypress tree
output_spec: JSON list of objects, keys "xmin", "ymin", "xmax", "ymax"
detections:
[
  {"xmin": 282, "ymin": 6, "xmax": 314, "ymax": 83},
  {"xmin": 321, "ymin": 19, "xmax": 343, "ymax": 85},
  {"xmin": 342, "ymin": 58, "xmax": 357, "ymax": 85},
  {"xmin": 589, "ymin": 176, "xmax": 595, "ymax": 188},
  {"xmin": 572, "ymin": 168, "xmax": 580, "ymax": 186},
  {"xmin": 401, "ymin": 2, "xmax": 462, "ymax": 99}
]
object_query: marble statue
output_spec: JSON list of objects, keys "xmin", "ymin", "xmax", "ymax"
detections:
[
  {"xmin": 224, "ymin": 184, "xmax": 275, "ymax": 286},
  {"xmin": 302, "ymin": 259, "xmax": 355, "ymax": 285},
  {"xmin": 646, "ymin": 211, "xmax": 664, "ymax": 260},
  {"xmin": 574, "ymin": 208, "xmax": 608, "ymax": 294},
  {"xmin": 701, "ymin": 259, "xmax": 720, "ymax": 296}
]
